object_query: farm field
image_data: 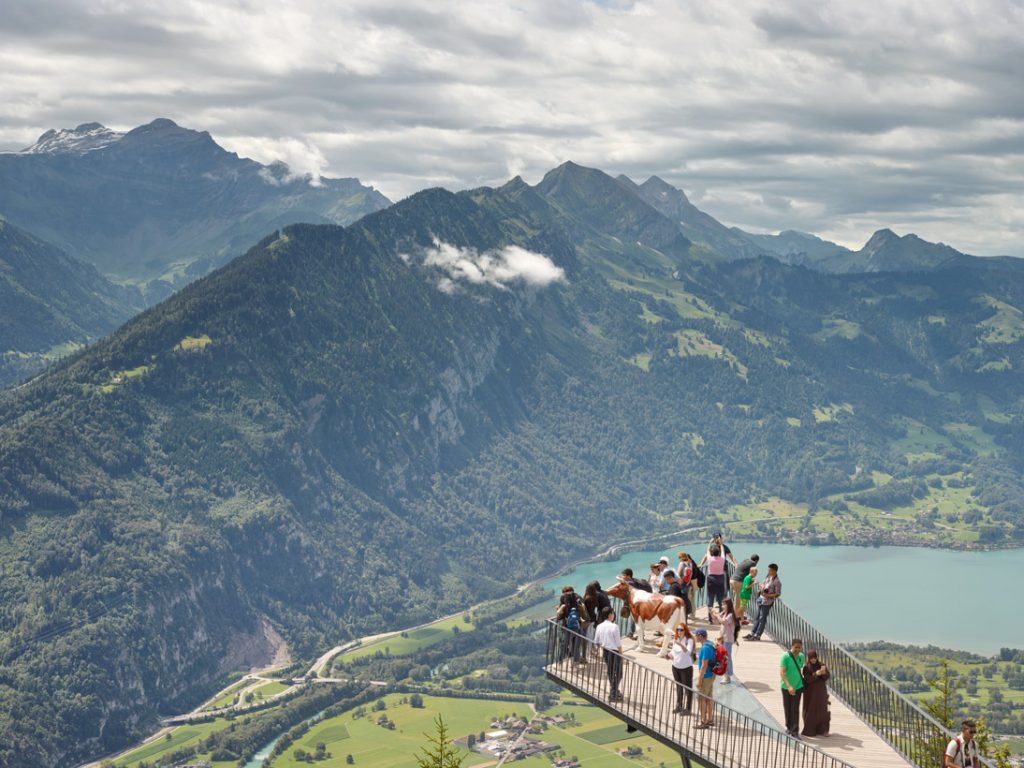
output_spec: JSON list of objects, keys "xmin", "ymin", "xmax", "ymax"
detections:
[
  {"xmin": 272, "ymin": 693, "xmax": 680, "ymax": 768},
  {"xmin": 113, "ymin": 718, "xmax": 235, "ymax": 768},
  {"xmin": 334, "ymin": 614, "xmax": 477, "ymax": 666}
]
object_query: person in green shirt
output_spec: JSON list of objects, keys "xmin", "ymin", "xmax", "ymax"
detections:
[
  {"xmin": 738, "ymin": 566, "xmax": 757, "ymax": 623},
  {"xmin": 780, "ymin": 638, "xmax": 806, "ymax": 738}
]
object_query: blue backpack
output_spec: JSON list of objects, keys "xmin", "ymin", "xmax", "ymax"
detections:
[{"xmin": 567, "ymin": 606, "xmax": 581, "ymax": 632}]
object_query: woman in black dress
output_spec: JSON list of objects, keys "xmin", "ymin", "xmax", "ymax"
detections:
[{"xmin": 801, "ymin": 650, "xmax": 831, "ymax": 736}]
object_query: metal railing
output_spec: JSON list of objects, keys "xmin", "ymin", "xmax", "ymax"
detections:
[
  {"xmin": 746, "ymin": 597, "xmax": 995, "ymax": 768},
  {"xmin": 544, "ymin": 619, "xmax": 855, "ymax": 768}
]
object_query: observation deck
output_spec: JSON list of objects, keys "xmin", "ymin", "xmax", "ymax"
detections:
[{"xmin": 545, "ymin": 593, "xmax": 987, "ymax": 768}]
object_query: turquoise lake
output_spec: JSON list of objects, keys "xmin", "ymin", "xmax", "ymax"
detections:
[{"xmin": 542, "ymin": 542, "xmax": 1022, "ymax": 655}]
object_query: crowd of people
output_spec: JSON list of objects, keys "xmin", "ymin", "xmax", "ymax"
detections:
[{"xmin": 554, "ymin": 532, "xmax": 835, "ymax": 739}]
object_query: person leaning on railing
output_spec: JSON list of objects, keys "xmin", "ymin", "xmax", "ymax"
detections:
[{"xmin": 745, "ymin": 562, "xmax": 781, "ymax": 641}]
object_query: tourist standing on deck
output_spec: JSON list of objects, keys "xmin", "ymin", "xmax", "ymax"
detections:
[
  {"xmin": 648, "ymin": 561, "xmax": 665, "ymax": 593},
  {"xmin": 694, "ymin": 628, "xmax": 716, "ymax": 729},
  {"xmin": 745, "ymin": 563, "xmax": 781, "ymax": 641},
  {"xmin": 701, "ymin": 532, "xmax": 737, "ymax": 584},
  {"xmin": 670, "ymin": 623, "xmax": 695, "ymax": 715},
  {"xmin": 584, "ymin": 581, "xmax": 611, "ymax": 657},
  {"xmin": 594, "ymin": 606, "xmax": 624, "ymax": 702},
  {"xmin": 780, "ymin": 637, "xmax": 806, "ymax": 738},
  {"xmin": 677, "ymin": 552, "xmax": 698, "ymax": 619},
  {"xmin": 944, "ymin": 720, "xmax": 980, "ymax": 767},
  {"xmin": 730, "ymin": 554, "xmax": 759, "ymax": 613},
  {"xmin": 801, "ymin": 650, "xmax": 831, "ymax": 736},
  {"xmin": 663, "ymin": 569, "xmax": 693, "ymax": 620},
  {"xmin": 702, "ymin": 544, "xmax": 727, "ymax": 620},
  {"xmin": 713, "ymin": 598, "xmax": 738, "ymax": 684},
  {"xmin": 556, "ymin": 585, "xmax": 589, "ymax": 662},
  {"xmin": 738, "ymin": 566, "xmax": 757, "ymax": 625}
]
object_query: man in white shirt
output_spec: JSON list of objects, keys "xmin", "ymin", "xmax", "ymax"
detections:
[
  {"xmin": 593, "ymin": 606, "xmax": 623, "ymax": 701},
  {"xmin": 945, "ymin": 720, "xmax": 980, "ymax": 767}
]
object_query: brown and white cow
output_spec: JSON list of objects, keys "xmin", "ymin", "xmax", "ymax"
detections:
[{"xmin": 607, "ymin": 579, "xmax": 684, "ymax": 657}]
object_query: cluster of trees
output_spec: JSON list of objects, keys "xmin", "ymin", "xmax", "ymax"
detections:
[{"xmin": 852, "ymin": 642, "xmax": 1024, "ymax": 736}]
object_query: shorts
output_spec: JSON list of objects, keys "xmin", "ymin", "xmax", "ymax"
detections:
[{"xmin": 699, "ymin": 676, "xmax": 714, "ymax": 696}]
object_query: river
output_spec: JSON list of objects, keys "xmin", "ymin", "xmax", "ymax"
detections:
[{"xmin": 542, "ymin": 541, "xmax": 1022, "ymax": 655}]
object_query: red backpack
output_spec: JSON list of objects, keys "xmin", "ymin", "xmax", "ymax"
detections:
[{"xmin": 713, "ymin": 644, "xmax": 729, "ymax": 676}]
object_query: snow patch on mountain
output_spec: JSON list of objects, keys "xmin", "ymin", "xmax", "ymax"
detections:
[{"xmin": 19, "ymin": 123, "xmax": 125, "ymax": 155}]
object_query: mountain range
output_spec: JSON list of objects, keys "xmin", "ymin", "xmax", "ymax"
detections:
[
  {"xmin": 0, "ymin": 154, "xmax": 1022, "ymax": 765},
  {"xmin": 0, "ymin": 118, "xmax": 1009, "ymax": 394},
  {"xmin": 0, "ymin": 119, "xmax": 391, "ymax": 293}
]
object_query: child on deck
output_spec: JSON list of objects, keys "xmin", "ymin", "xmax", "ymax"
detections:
[{"xmin": 739, "ymin": 566, "xmax": 757, "ymax": 625}]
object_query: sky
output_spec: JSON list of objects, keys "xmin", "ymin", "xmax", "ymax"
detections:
[{"xmin": 1, "ymin": 0, "xmax": 1022, "ymax": 255}]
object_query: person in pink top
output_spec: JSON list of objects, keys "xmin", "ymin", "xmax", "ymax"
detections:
[{"xmin": 700, "ymin": 544, "xmax": 727, "ymax": 619}]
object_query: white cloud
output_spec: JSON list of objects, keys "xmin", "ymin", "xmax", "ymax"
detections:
[
  {"xmin": 0, "ymin": 0, "xmax": 1022, "ymax": 254},
  {"xmin": 220, "ymin": 135, "xmax": 329, "ymax": 186},
  {"xmin": 417, "ymin": 239, "xmax": 565, "ymax": 292}
]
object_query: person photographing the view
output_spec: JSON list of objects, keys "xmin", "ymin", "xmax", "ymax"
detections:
[{"xmin": 945, "ymin": 720, "xmax": 980, "ymax": 767}]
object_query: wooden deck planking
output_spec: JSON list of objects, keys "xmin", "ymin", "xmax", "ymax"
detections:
[{"xmin": 617, "ymin": 607, "xmax": 913, "ymax": 768}]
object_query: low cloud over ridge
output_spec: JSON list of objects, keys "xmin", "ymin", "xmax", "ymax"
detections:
[{"xmin": 416, "ymin": 239, "xmax": 565, "ymax": 293}]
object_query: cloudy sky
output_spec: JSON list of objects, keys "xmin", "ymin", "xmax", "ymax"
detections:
[{"xmin": 2, "ymin": 0, "xmax": 1022, "ymax": 255}]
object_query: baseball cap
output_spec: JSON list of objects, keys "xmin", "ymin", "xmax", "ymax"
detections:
[{"xmin": 694, "ymin": 628, "xmax": 708, "ymax": 637}]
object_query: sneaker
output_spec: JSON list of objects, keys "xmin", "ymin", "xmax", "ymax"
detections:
[
  {"xmin": 749, "ymin": 635, "xmax": 761, "ymax": 641},
  {"xmin": 743, "ymin": 633, "xmax": 755, "ymax": 640},
  {"xmin": 672, "ymin": 707, "xmax": 681, "ymax": 714}
]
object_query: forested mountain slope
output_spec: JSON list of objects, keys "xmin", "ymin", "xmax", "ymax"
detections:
[
  {"xmin": 0, "ymin": 219, "xmax": 144, "ymax": 387},
  {"xmin": 0, "ymin": 162, "xmax": 1022, "ymax": 766}
]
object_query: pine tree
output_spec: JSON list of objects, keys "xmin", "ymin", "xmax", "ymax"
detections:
[
  {"xmin": 414, "ymin": 716, "xmax": 465, "ymax": 768},
  {"xmin": 924, "ymin": 660, "xmax": 1012, "ymax": 768}
]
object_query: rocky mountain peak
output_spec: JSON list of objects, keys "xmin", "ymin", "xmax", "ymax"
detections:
[
  {"xmin": 864, "ymin": 228, "xmax": 901, "ymax": 250},
  {"xmin": 640, "ymin": 175, "xmax": 690, "ymax": 203},
  {"xmin": 21, "ymin": 122, "xmax": 125, "ymax": 154}
]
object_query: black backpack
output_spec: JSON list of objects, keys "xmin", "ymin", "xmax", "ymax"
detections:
[{"xmin": 691, "ymin": 565, "xmax": 706, "ymax": 588}]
